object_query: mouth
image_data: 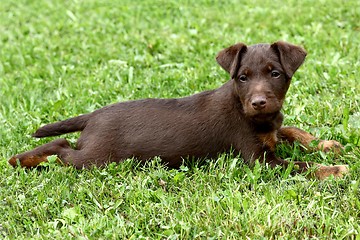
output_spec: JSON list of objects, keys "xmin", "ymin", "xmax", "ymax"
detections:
[{"xmin": 249, "ymin": 112, "xmax": 280, "ymax": 123}]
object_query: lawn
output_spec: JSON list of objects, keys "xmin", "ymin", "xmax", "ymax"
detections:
[{"xmin": 1, "ymin": 0, "xmax": 359, "ymax": 239}]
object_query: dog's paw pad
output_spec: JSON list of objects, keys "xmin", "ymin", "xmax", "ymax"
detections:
[{"xmin": 315, "ymin": 164, "xmax": 349, "ymax": 180}]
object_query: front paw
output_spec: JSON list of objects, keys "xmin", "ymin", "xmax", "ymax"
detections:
[
  {"xmin": 314, "ymin": 164, "xmax": 349, "ymax": 180},
  {"xmin": 317, "ymin": 140, "xmax": 344, "ymax": 154}
]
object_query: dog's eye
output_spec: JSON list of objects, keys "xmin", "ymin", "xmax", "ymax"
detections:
[
  {"xmin": 238, "ymin": 75, "xmax": 247, "ymax": 82},
  {"xmin": 271, "ymin": 70, "xmax": 281, "ymax": 78}
]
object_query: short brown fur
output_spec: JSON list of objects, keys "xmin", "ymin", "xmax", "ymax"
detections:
[{"xmin": 9, "ymin": 41, "xmax": 348, "ymax": 179}]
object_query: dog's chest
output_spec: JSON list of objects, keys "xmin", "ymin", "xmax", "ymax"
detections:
[{"xmin": 257, "ymin": 131, "xmax": 278, "ymax": 151}]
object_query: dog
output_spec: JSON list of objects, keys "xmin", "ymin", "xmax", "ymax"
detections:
[{"xmin": 9, "ymin": 41, "xmax": 348, "ymax": 180}]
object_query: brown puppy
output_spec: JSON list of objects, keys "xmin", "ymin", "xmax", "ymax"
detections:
[{"xmin": 9, "ymin": 41, "xmax": 348, "ymax": 179}]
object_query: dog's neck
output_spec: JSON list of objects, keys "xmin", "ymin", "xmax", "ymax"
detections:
[{"xmin": 249, "ymin": 112, "xmax": 284, "ymax": 133}]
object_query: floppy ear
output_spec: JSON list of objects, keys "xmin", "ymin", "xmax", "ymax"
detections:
[
  {"xmin": 216, "ymin": 43, "xmax": 247, "ymax": 79},
  {"xmin": 271, "ymin": 41, "xmax": 307, "ymax": 79}
]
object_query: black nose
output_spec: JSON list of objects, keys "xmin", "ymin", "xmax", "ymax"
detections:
[{"xmin": 251, "ymin": 96, "xmax": 267, "ymax": 110}]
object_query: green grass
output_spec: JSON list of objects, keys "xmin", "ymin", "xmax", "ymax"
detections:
[{"xmin": 1, "ymin": 0, "xmax": 359, "ymax": 239}]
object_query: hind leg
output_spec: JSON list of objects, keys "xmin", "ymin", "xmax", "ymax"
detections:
[
  {"xmin": 9, "ymin": 139, "xmax": 73, "ymax": 168},
  {"xmin": 9, "ymin": 138, "xmax": 119, "ymax": 169}
]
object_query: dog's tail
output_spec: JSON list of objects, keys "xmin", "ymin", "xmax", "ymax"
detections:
[{"xmin": 32, "ymin": 114, "xmax": 91, "ymax": 138}]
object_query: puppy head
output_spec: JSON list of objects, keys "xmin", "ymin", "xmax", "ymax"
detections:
[{"xmin": 216, "ymin": 41, "xmax": 307, "ymax": 122}]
